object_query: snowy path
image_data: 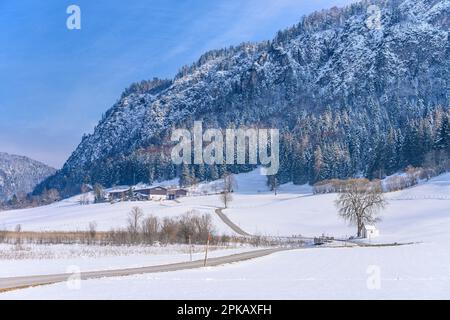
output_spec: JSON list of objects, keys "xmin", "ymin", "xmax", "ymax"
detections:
[{"xmin": 214, "ymin": 208, "xmax": 252, "ymax": 237}]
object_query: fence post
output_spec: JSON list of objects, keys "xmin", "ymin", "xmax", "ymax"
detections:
[
  {"xmin": 204, "ymin": 233, "xmax": 211, "ymax": 267},
  {"xmin": 189, "ymin": 235, "xmax": 192, "ymax": 262}
]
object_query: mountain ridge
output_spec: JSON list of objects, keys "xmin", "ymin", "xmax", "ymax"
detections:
[
  {"xmin": 36, "ymin": 0, "xmax": 450, "ymax": 197},
  {"xmin": 0, "ymin": 152, "xmax": 56, "ymax": 201}
]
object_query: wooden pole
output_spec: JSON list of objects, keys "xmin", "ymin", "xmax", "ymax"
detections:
[
  {"xmin": 203, "ymin": 233, "xmax": 211, "ymax": 267},
  {"xmin": 189, "ymin": 235, "xmax": 192, "ymax": 262}
]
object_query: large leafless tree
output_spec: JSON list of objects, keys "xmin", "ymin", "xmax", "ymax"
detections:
[{"xmin": 335, "ymin": 179, "xmax": 386, "ymax": 237}]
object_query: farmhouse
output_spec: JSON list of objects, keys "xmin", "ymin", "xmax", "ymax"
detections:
[
  {"xmin": 133, "ymin": 186, "xmax": 168, "ymax": 200},
  {"xmin": 133, "ymin": 187, "xmax": 149, "ymax": 198},
  {"xmin": 108, "ymin": 186, "xmax": 188, "ymax": 202},
  {"xmin": 108, "ymin": 189, "xmax": 128, "ymax": 201},
  {"xmin": 167, "ymin": 188, "xmax": 188, "ymax": 200},
  {"xmin": 362, "ymin": 225, "xmax": 379, "ymax": 239}
]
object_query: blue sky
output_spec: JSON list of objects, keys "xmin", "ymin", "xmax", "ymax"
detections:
[{"xmin": 0, "ymin": 0, "xmax": 355, "ymax": 168}]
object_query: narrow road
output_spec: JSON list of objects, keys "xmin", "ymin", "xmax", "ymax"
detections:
[
  {"xmin": 215, "ymin": 208, "xmax": 252, "ymax": 236},
  {"xmin": 0, "ymin": 248, "xmax": 285, "ymax": 292}
]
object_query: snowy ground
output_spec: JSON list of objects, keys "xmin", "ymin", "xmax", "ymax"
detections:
[
  {"xmin": 224, "ymin": 173, "xmax": 450, "ymax": 243},
  {"xmin": 2, "ymin": 244, "xmax": 449, "ymax": 300},
  {"xmin": 0, "ymin": 244, "xmax": 260, "ymax": 278},
  {"xmin": 0, "ymin": 194, "xmax": 233, "ymax": 234},
  {"xmin": 1, "ymin": 170, "xmax": 450, "ymax": 299},
  {"xmin": 0, "ymin": 169, "xmax": 313, "ymax": 236}
]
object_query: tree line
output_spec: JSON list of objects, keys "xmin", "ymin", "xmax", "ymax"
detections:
[{"xmin": 32, "ymin": 103, "xmax": 450, "ymax": 199}]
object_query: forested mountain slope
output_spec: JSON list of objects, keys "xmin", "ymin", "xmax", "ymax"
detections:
[
  {"xmin": 0, "ymin": 152, "xmax": 55, "ymax": 201},
  {"xmin": 36, "ymin": 0, "xmax": 450, "ymax": 197}
]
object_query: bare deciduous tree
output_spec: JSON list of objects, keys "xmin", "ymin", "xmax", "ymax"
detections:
[
  {"xmin": 80, "ymin": 184, "xmax": 90, "ymax": 194},
  {"xmin": 220, "ymin": 191, "xmax": 232, "ymax": 209},
  {"xmin": 88, "ymin": 221, "xmax": 97, "ymax": 241},
  {"xmin": 194, "ymin": 213, "xmax": 215, "ymax": 242},
  {"xmin": 220, "ymin": 173, "xmax": 236, "ymax": 208},
  {"xmin": 14, "ymin": 224, "xmax": 22, "ymax": 248},
  {"xmin": 223, "ymin": 173, "xmax": 237, "ymax": 193},
  {"xmin": 44, "ymin": 188, "xmax": 61, "ymax": 203},
  {"xmin": 79, "ymin": 193, "xmax": 90, "ymax": 205},
  {"xmin": 179, "ymin": 211, "xmax": 196, "ymax": 243},
  {"xmin": 93, "ymin": 183, "xmax": 105, "ymax": 203},
  {"xmin": 335, "ymin": 179, "xmax": 386, "ymax": 237},
  {"xmin": 268, "ymin": 175, "xmax": 278, "ymax": 195},
  {"xmin": 161, "ymin": 217, "xmax": 179, "ymax": 243},
  {"xmin": 141, "ymin": 215, "xmax": 159, "ymax": 243},
  {"xmin": 127, "ymin": 207, "xmax": 144, "ymax": 240}
]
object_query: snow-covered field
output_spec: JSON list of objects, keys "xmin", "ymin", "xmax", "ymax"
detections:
[
  {"xmin": 0, "ymin": 193, "xmax": 233, "ymax": 234},
  {"xmin": 0, "ymin": 243, "xmax": 259, "ymax": 278},
  {"xmin": 0, "ymin": 169, "xmax": 314, "ymax": 236},
  {"xmin": 226, "ymin": 176, "xmax": 450, "ymax": 243},
  {"xmin": 1, "ymin": 170, "xmax": 450, "ymax": 299},
  {"xmin": 2, "ymin": 244, "xmax": 449, "ymax": 300}
]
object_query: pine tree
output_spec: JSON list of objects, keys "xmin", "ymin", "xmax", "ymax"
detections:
[
  {"xmin": 197, "ymin": 164, "xmax": 206, "ymax": 181},
  {"xmin": 180, "ymin": 164, "xmax": 193, "ymax": 187},
  {"xmin": 210, "ymin": 165, "xmax": 219, "ymax": 181},
  {"xmin": 435, "ymin": 116, "xmax": 450, "ymax": 152},
  {"xmin": 10, "ymin": 194, "xmax": 18, "ymax": 206}
]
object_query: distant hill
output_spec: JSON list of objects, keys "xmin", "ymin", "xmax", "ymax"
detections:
[{"xmin": 0, "ymin": 152, "xmax": 56, "ymax": 201}]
